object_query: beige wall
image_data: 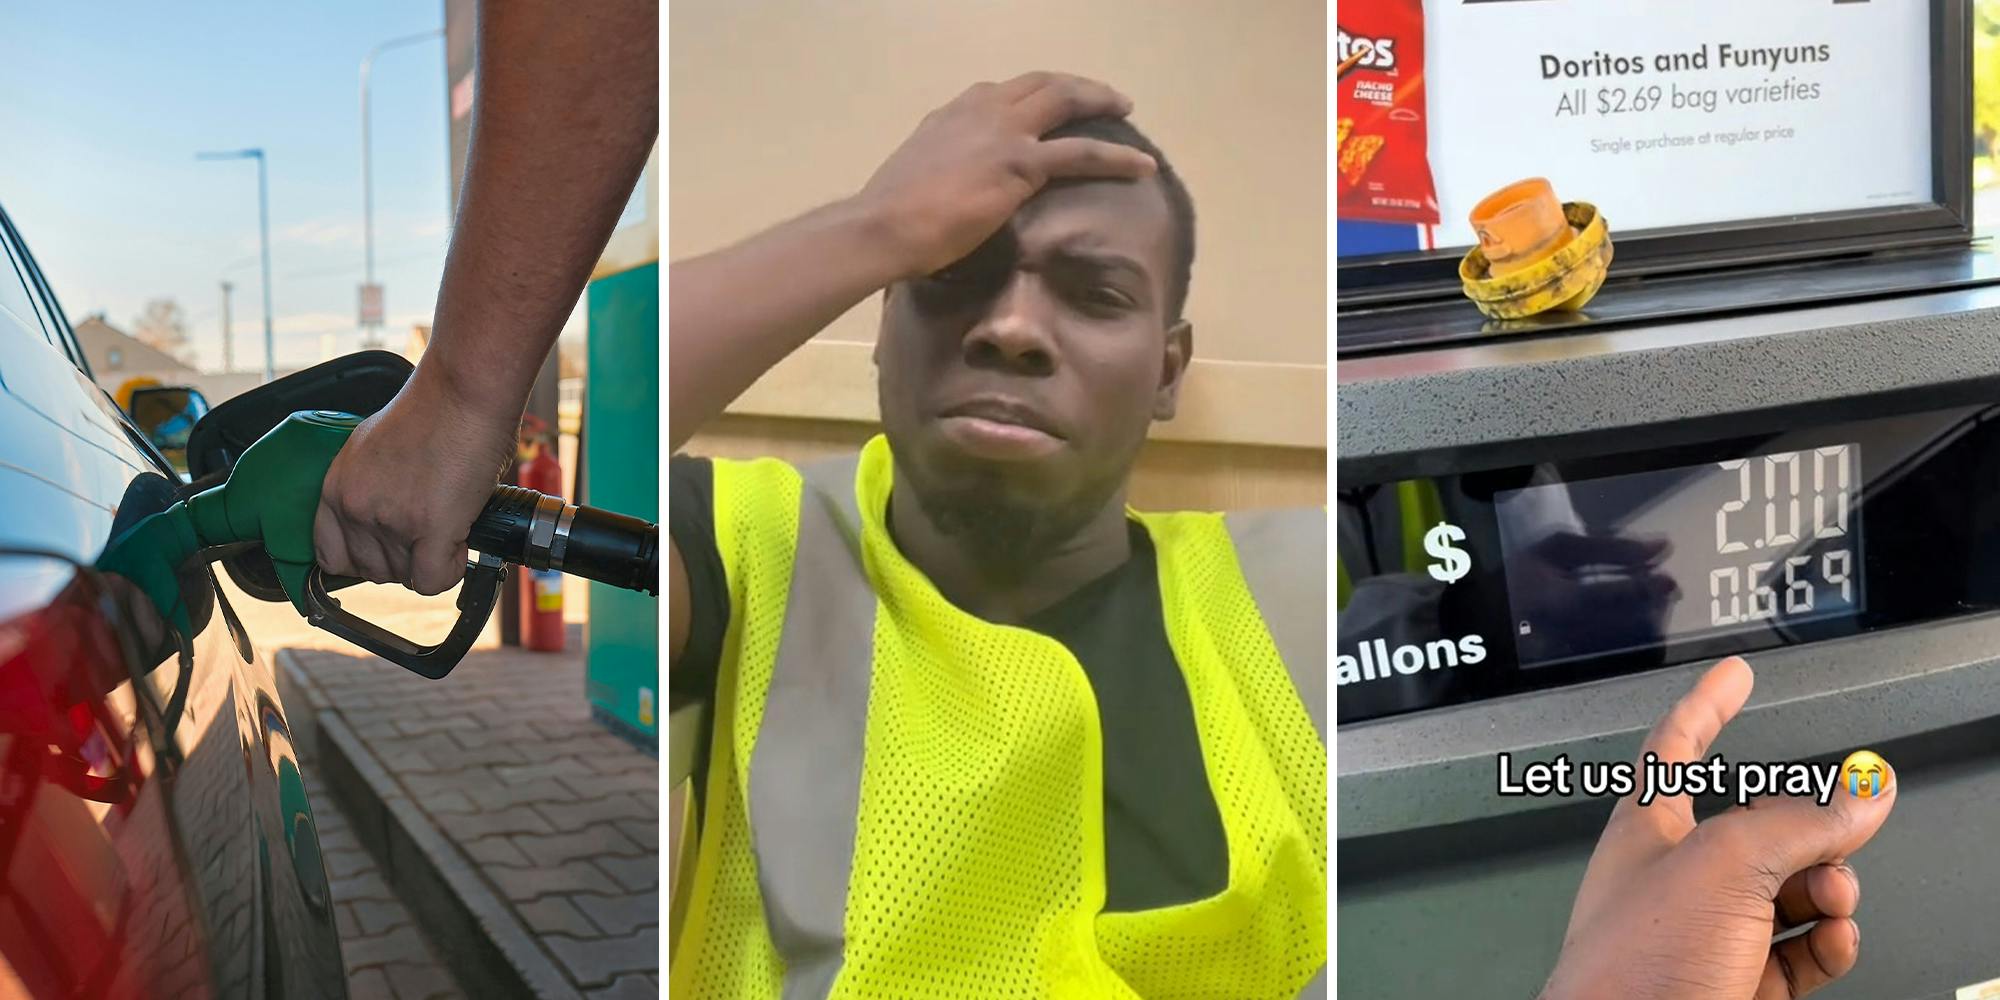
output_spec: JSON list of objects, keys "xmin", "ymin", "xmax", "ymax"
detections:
[
  {"xmin": 670, "ymin": 0, "xmax": 1326, "ymax": 506},
  {"xmin": 596, "ymin": 142, "xmax": 661, "ymax": 280}
]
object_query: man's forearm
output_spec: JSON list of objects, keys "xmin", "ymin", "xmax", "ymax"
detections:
[
  {"xmin": 423, "ymin": 0, "xmax": 658, "ymax": 420},
  {"xmin": 667, "ymin": 196, "xmax": 909, "ymax": 452}
]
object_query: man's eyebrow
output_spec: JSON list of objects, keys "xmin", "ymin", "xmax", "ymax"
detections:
[{"xmin": 1042, "ymin": 244, "xmax": 1150, "ymax": 280}]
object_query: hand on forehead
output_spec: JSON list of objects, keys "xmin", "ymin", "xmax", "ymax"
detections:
[{"xmin": 970, "ymin": 177, "xmax": 1178, "ymax": 305}]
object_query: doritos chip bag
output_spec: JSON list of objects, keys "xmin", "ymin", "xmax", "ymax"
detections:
[{"xmin": 1337, "ymin": 2, "xmax": 1440, "ymax": 226}]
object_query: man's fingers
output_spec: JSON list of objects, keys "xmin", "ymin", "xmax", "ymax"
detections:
[
  {"xmin": 1773, "ymin": 863, "xmax": 1859, "ymax": 932},
  {"xmin": 313, "ymin": 501, "xmax": 356, "ymax": 578},
  {"xmin": 379, "ymin": 536, "xmax": 414, "ymax": 589},
  {"xmin": 993, "ymin": 71, "xmax": 1059, "ymax": 101},
  {"xmin": 341, "ymin": 524, "xmax": 398, "ymax": 585},
  {"xmin": 1758, "ymin": 918, "xmax": 1858, "ymax": 999},
  {"xmin": 410, "ymin": 539, "xmax": 469, "ymax": 597},
  {"xmin": 1699, "ymin": 761, "xmax": 1896, "ymax": 895},
  {"xmin": 1538, "ymin": 531, "xmax": 1673, "ymax": 570},
  {"xmin": 1028, "ymin": 137, "xmax": 1157, "ymax": 183},
  {"xmin": 1004, "ymin": 72, "xmax": 1134, "ymax": 128},
  {"xmin": 1568, "ymin": 572, "xmax": 1679, "ymax": 614}
]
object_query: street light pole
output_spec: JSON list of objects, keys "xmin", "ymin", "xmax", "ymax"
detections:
[
  {"xmin": 360, "ymin": 29, "xmax": 443, "ymax": 350},
  {"xmin": 198, "ymin": 148, "xmax": 275, "ymax": 383},
  {"xmin": 256, "ymin": 151, "xmax": 273, "ymax": 383},
  {"xmin": 220, "ymin": 280, "xmax": 233, "ymax": 373}
]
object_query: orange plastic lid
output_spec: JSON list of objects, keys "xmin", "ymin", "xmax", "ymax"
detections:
[{"xmin": 1470, "ymin": 178, "xmax": 1575, "ymax": 278}]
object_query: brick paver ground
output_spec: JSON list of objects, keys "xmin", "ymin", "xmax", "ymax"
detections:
[
  {"xmin": 289, "ymin": 616, "xmax": 660, "ymax": 998},
  {"xmin": 305, "ymin": 767, "xmax": 466, "ymax": 1000}
]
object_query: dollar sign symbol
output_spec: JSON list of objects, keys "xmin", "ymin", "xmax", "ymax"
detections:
[{"xmin": 1425, "ymin": 522, "xmax": 1470, "ymax": 584}]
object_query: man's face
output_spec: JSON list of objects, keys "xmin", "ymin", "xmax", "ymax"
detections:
[{"xmin": 875, "ymin": 176, "xmax": 1191, "ymax": 546}]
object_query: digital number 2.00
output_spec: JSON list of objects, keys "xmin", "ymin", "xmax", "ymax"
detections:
[
  {"xmin": 1710, "ymin": 548, "xmax": 1854, "ymax": 626},
  {"xmin": 1716, "ymin": 446, "xmax": 1851, "ymax": 554}
]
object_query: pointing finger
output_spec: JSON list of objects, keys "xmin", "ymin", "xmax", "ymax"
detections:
[{"xmin": 1613, "ymin": 657, "xmax": 1755, "ymax": 841}]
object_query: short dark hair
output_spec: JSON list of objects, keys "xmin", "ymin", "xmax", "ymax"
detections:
[{"xmin": 1041, "ymin": 117, "xmax": 1196, "ymax": 322}]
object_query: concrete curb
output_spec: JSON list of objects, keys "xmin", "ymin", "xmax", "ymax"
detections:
[{"xmin": 279, "ymin": 648, "xmax": 584, "ymax": 1000}]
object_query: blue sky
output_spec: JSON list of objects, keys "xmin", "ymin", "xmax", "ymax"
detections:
[{"xmin": 0, "ymin": 4, "xmax": 496, "ymax": 372}]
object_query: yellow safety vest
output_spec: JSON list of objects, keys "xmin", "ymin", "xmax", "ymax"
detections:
[
  {"xmin": 670, "ymin": 435, "xmax": 1326, "ymax": 998},
  {"xmin": 1335, "ymin": 479, "xmax": 1445, "ymax": 610}
]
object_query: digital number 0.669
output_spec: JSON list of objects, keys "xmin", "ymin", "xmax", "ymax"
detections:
[{"xmin": 1709, "ymin": 548, "xmax": 1853, "ymax": 627}]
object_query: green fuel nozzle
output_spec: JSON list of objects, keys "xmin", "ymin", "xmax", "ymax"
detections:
[
  {"xmin": 97, "ymin": 409, "xmax": 659, "ymax": 680},
  {"xmin": 98, "ymin": 410, "xmax": 361, "ymax": 638},
  {"xmin": 190, "ymin": 409, "xmax": 363, "ymax": 613}
]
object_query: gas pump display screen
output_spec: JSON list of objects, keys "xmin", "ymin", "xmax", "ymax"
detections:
[
  {"xmin": 1494, "ymin": 445, "xmax": 1862, "ymax": 669},
  {"xmin": 1337, "ymin": 402, "xmax": 2000, "ymax": 726}
]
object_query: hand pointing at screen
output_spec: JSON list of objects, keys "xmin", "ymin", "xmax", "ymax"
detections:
[{"xmin": 1539, "ymin": 657, "xmax": 1898, "ymax": 1000}]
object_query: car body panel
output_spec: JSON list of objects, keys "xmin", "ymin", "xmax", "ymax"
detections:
[{"xmin": 0, "ymin": 205, "xmax": 345, "ymax": 998}]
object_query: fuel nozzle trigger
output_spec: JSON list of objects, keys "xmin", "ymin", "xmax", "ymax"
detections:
[{"xmin": 301, "ymin": 551, "xmax": 505, "ymax": 680}]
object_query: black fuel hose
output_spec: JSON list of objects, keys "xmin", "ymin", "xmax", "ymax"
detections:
[{"xmin": 467, "ymin": 485, "xmax": 658, "ymax": 596}]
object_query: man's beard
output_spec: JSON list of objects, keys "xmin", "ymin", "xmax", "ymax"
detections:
[{"xmin": 903, "ymin": 464, "xmax": 1120, "ymax": 584}]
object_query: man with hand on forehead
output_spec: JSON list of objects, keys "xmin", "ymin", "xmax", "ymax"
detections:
[{"xmin": 668, "ymin": 73, "xmax": 1327, "ymax": 996}]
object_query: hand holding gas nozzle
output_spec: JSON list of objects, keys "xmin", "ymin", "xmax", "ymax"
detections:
[
  {"xmin": 96, "ymin": 356, "xmax": 658, "ymax": 681},
  {"xmin": 309, "ymin": 408, "xmax": 659, "ymax": 678}
]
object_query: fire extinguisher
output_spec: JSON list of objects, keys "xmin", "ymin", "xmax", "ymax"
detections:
[{"xmin": 517, "ymin": 414, "xmax": 565, "ymax": 652}]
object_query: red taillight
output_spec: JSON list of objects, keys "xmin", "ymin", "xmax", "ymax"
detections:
[
  {"xmin": 0, "ymin": 574, "xmax": 137, "ymax": 808},
  {"xmin": 0, "ymin": 554, "xmax": 206, "ymax": 999}
]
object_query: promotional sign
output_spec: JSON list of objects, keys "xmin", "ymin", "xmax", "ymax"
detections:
[
  {"xmin": 1337, "ymin": 0, "xmax": 1933, "ymax": 257},
  {"xmin": 444, "ymin": 0, "xmax": 475, "ymax": 215},
  {"xmin": 357, "ymin": 283, "xmax": 384, "ymax": 327}
]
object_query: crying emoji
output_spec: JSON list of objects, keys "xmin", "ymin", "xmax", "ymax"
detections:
[{"xmin": 1841, "ymin": 750, "xmax": 1890, "ymax": 800}]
